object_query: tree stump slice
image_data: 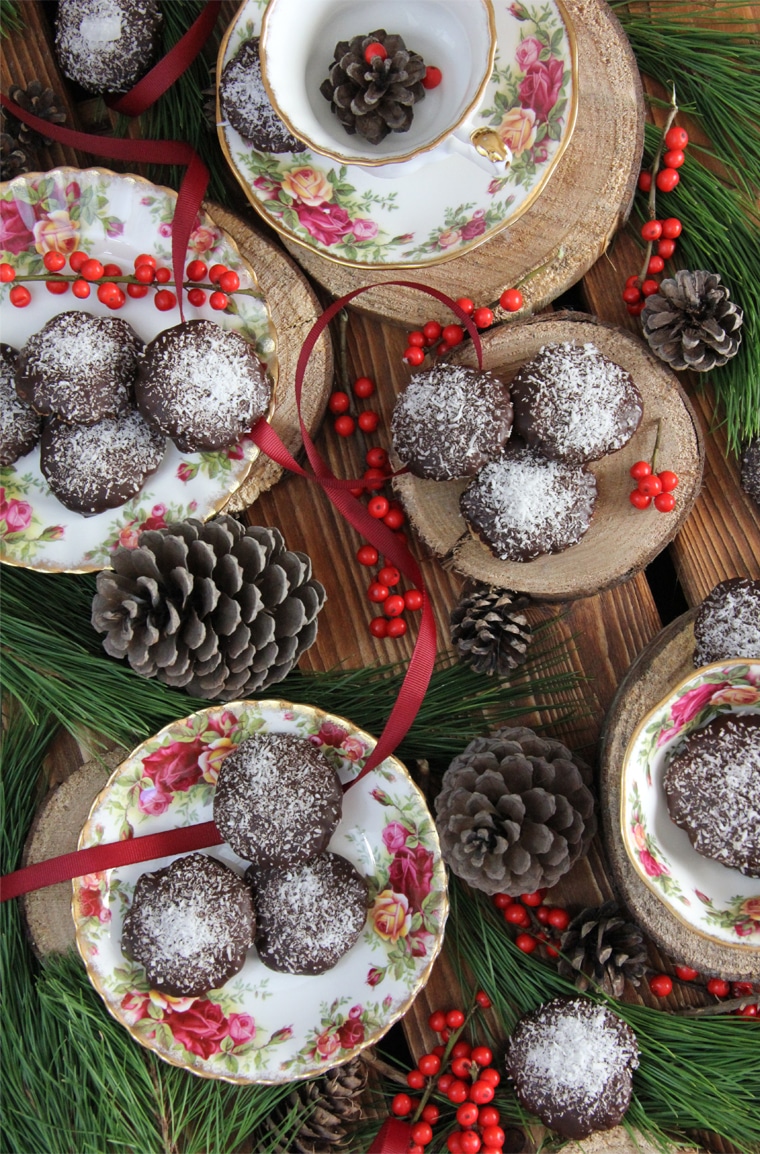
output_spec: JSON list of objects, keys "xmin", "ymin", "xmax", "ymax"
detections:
[
  {"xmin": 279, "ymin": 0, "xmax": 644, "ymax": 324},
  {"xmin": 599, "ymin": 610, "xmax": 760, "ymax": 980},
  {"xmin": 204, "ymin": 203, "xmax": 334, "ymax": 513},
  {"xmin": 394, "ymin": 312, "xmax": 704, "ymax": 600}
]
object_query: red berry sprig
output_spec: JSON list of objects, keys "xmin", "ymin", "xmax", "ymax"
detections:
[
  {"xmin": 628, "ymin": 421, "xmax": 679, "ymax": 513},
  {"xmin": 491, "ymin": 888, "xmax": 569, "ymax": 961},
  {"xmin": 401, "ymin": 288, "xmax": 524, "ymax": 366}
]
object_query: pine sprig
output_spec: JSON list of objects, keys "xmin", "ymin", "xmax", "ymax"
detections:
[{"xmin": 0, "ymin": 0, "xmax": 22, "ymax": 37}]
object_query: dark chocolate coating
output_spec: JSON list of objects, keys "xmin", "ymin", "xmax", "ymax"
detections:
[
  {"xmin": 693, "ymin": 577, "xmax": 760, "ymax": 668},
  {"xmin": 213, "ymin": 732, "xmax": 342, "ymax": 868},
  {"xmin": 135, "ymin": 319, "xmax": 272, "ymax": 453},
  {"xmin": 122, "ymin": 854, "xmax": 255, "ymax": 998},
  {"xmin": 56, "ymin": 0, "xmax": 161, "ymax": 95},
  {"xmin": 663, "ymin": 712, "xmax": 760, "ymax": 877},
  {"xmin": 220, "ymin": 38, "xmax": 306, "ymax": 153},
  {"xmin": 0, "ymin": 344, "xmax": 40, "ymax": 465},
  {"xmin": 16, "ymin": 311, "xmax": 141, "ymax": 425},
  {"xmin": 741, "ymin": 438, "xmax": 760, "ymax": 507},
  {"xmin": 246, "ymin": 852, "xmax": 368, "ymax": 975}
]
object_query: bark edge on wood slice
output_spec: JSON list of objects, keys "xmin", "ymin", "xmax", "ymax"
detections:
[
  {"xmin": 393, "ymin": 313, "xmax": 704, "ymax": 601},
  {"xmin": 277, "ymin": 0, "xmax": 644, "ymax": 323},
  {"xmin": 599, "ymin": 609, "xmax": 760, "ymax": 980},
  {"xmin": 203, "ymin": 203, "xmax": 334, "ymax": 514}
]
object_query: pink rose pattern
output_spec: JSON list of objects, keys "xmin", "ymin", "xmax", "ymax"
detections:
[{"xmin": 120, "ymin": 988, "xmax": 275, "ymax": 1062}]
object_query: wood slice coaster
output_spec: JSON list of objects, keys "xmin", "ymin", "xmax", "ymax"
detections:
[
  {"xmin": 394, "ymin": 312, "xmax": 704, "ymax": 600},
  {"xmin": 599, "ymin": 610, "xmax": 760, "ymax": 980},
  {"xmin": 279, "ymin": 0, "xmax": 644, "ymax": 324},
  {"xmin": 204, "ymin": 203, "xmax": 334, "ymax": 513}
]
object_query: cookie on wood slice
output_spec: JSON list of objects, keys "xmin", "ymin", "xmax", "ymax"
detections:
[{"xmin": 692, "ymin": 577, "xmax": 760, "ymax": 667}]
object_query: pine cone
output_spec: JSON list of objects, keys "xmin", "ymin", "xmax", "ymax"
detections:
[
  {"xmin": 558, "ymin": 901, "xmax": 647, "ymax": 998},
  {"xmin": 435, "ymin": 726, "xmax": 596, "ymax": 896},
  {"xmin": 450, "ymin": 582, "xmax": 532, "ymax": 675},
  {"xmin": 7, "ymin": 82, "xmax": 67, "ymax": 147},
  {"xmin": 0, "ymin": 132, "xmax": 29, "ymax": 180},
  {"xmin": 641, "ymin": 269, "xmax": 743, "ymax": 372},
  {"xmin": 91, "ymin": 516, "xmax": 326, "ymax": 700},
  {"xmin": 320, "ymin": 29, "xmax": 426, "ymax": 145},
  {"xmin": 263, "ymin": 1057, "xmax": 369, "ymax": 1154}
]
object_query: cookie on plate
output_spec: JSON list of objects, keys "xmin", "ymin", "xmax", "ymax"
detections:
[
  {"xmin": 220, "ymin": 37, "xmax": 306, "ymax": 153},
  {"xmin": 0, "ymin": 344, "xmax": 40, "ymax": 465},
  {"xmin": 693, "ymin": 577, "xmax": 760, "ymax": 667}
]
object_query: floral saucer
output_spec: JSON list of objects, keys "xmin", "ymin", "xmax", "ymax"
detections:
[
  {"xmin": 216, "ymin": 0, "xmax": 577, "ymax": 268},
  {"xmin": 0, "ymin": 167, "xmax": 277, "ymax": 572},
  {"xmin": 73, "ymin": 700, "xmax": 448, "ymax": 1083},
  {"xmin": 621, "ymin": 660, "xmax": 760, "ymax": 949}
]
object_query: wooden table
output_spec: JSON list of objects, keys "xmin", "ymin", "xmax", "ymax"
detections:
[{"xmin": 3, "ymin": 4, "xmax": 759, "ymax": 1153}]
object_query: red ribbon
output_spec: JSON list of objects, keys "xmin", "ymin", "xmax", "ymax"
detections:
[
  {"xmin": 106, "ymin": 1, "xmax": 222, "ymax": 119},
  {"xmin": 368, "ymin": 1118, "xmax": 414, "ymax": 1154}
]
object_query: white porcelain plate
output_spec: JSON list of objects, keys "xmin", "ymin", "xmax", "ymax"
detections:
[
  {"xmin": 621, "ymin": 660, "xmax": 760, "ymax": 949},
  {"xmin": 217, "ymin": 0, "xmax": 576, "ymax": 268},
  {"xmin": 0, "ymin": 167, "xmax": 278, "ymax": 572},
  {"xmin": 73, "ymin": 700, "xmax": 448, "ymax": 1083}
]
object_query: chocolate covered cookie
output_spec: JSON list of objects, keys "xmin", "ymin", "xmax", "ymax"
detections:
[
  {"xmin": 510, "ymin": 342, "xmax": 643, "ymax": 465},
  {"xmin": 213, "ymin": 732, "xmax": 342, "ymax": 868},
  {"xmin": 0, "ymin": 344, "xmax": 40, "ymax": 465},
  {"xmin": 741, "ymin": 438, "xmax": 760, "ymax": 508},
  {"xmin": 136, "ymin": 319, "xmax": 272, "ymax": 453},
  {"xmin": 460, "ymin": 444, "xmax": 597, "ymax": 561},
  {"xmin": 663, "ymin": 712, "xmax": 760, "ymax": 877},
  {"xmin": 16, "ymin": 311, "xmax": 141, "ymax": 425},
  {"xmin": 505, "ymin": 997, "xmax": 639, "ymax": 1140},
  {"xmin": 40, "ymin": 408, "xmax": 165, "ymax": 515},
  {"xmin": 122, "ymin": 854, "xmax": 255, "ymax": 997},
  {"xmin": 391, "ymin": 364, "xmax": 513, "ymax": 481},
  {"xmin": 693, "ymin": 578, "xmax": 760, "ymax": 667},
  {"xmin": 220, "ymin": 37, "xmax": 306, "ymax": 153},
  {"xmin": 247, "ymin": 852, "xmax": 367, "ymax": 975},
  {"xmin": 56, "ymin": 0, "xmax": 161, "ymax": 94}
]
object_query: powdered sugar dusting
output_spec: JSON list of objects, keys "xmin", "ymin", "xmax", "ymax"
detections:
[{"xmin": 694, "ymin": 579, "xmax": 760, "ymax": 667}]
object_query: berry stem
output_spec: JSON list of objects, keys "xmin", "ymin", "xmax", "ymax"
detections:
[
  {"xmin": 676, "ymin": 996, "xmax": 757, "ymax": 1017},
  {"xmin": 2, "ymin": 271, "xmax": 259, "ymax": 296},
  {"xmin": 408, "ymin": 991, "xmax": 484, "ymax": 1125},
  {"xmin": 638, "ymin": 85, "xmax": 680, "ymax": 284},
  {"xmin": 650, "ymin": 418, "xmax": 663, "ymax": 474}
]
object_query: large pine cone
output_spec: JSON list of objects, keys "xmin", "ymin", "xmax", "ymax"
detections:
[
  {"xmin": 320, "ymin": 29, "xmax": 426, "ymax": 145},
  {"xmin": 641, "ymin": 269, "xmax": 743, "ymax": 371},
  {"xmin": 263, "ymin": 1057, "xmax": 369, "ymax": 1154},
  {"xmin": 6, "ymin": 82, "xmax": 67, "ymax": 147},
  {"xmin": 92, "ymin": 516, "xmax": 325, "ymax": 700},
  {"xmin": 435, "ymin": 727, "xmax": 596, "ymax": 896},
  {"xmin": 450, "ymin": 582, "xmax": 531, "ymax": 675},
  {"xmin": 558, "ymin": 901, "xmax": 648, "ymax": 998}
]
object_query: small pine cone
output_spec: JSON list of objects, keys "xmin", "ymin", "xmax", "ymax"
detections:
[
  {"xmin": 7, "ymin": 82, "xmax": 67, "ymax": 147},
  {"xmin": 641, "ymin": 269, "xmax": 743, "ymax": 372},
  {"xmin": 264, "ymin": 1057, "xmax": 369, "ymax": 1154},
  {"xmin": 558, "ymin": 901, "xmax": 648, "ymax": 998},
  {"xmin": 0, "ymin": 132, "xmax": 29, "ymax": 180},
  {"xmin": 320, "ymin": 29, "xmax": 426, "ymax": 145},
  {"xmin": 435, "ymin": 726, "xmax": 596, "ymax": 896},
  {"xmin": 450, "ymin": 582, "xmax": 532, "ymax": 675},
  {"xmin": 91, "ymin": 515, "xmax": 326, "ymax": 701}
]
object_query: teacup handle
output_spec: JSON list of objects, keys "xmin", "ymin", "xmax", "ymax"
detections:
[{"xmin": 447, "ymin": 125, "xmax": 512, "ymax": 174}]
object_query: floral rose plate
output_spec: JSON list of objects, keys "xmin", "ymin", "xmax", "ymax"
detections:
[
  {"xmin": 216, "ymin": 0, "xmax": 577, "ymax": 268},
  {"xmin": 0, "ymin": 167, "xmax": 277, "ymax": 572},
  {"xmin": 73, "ymin": 700, "xmax": 448, "ymax": 1083},
  {"xmin": 621, "ymin": 660, "xmax": 760, "ymax": 949}
]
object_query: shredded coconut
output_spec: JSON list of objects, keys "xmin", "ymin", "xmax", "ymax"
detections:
[{"xmin": 694, "ymin": 579, "xmax": 760, "ymax": 666}]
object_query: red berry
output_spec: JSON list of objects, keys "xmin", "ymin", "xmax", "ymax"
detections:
[
  {"xmin": 638, "ymin": 474, "xmax": 663, "ymax": 497},
  {"xmin": 218, "ymin": 269, "xmax": 240, "ymax": 293},
  {"xmin": 499, "ymin": 287, "xmax": 523, "ymax": 312},
  {"xmin": 625, "ymin": 274, "xmax": 641, "ymax": 288},
  {"xmin": 447, "ymin": 1133, "xmax": 463, "ymax": 1154},
  {"xmin": 641, "ymin": 279, "xmax": 660, "ymax": 297},
  {"xmin": 187, "ymin": 287, "xmax": 206, "ymax": 307},
  {"xmin": 520, "ymin": 890, "xmax": 546, "ymax": 907},
  {"xmin": 504, "ymin": 903, "xmax": 531, "ymax": 927},
  {"xmin": 388, "ymin": 614, "xmax": 407, "ymax": 636},
  {"xmin": 627, "ymin": 301, "xmax": 646, "ymax": 317},
  {"xmin": 422, "ymin": 66, "xmax": 442, "ymax": 89},
  {"xmin": 428, "ymin": 1009, "xmax": 447, "ymax": 1033},
  {"xmin": 546, "ymin": 907, "xmax": 571, "ymax": 931},
  {"xmin": 411, "ymin": 1122, "xmax": 433, "ymax": 1147},
  {"xmin": 622, "ymin": 286, "xmax": 642, "ymax": 305},
  {"xmin": 0, "ymin": 262, "xmax": 16, "ymax": 281},
  {"xmin": 328, "ymin": 391, "xmax": 350, "ymax": 415},
  {"xmin": 535, "ymin": 905, "xmax": 552, "ymax": 924},
  {"xmin": 658, "ymin": 238, "xmax": 677, "ymax": 259},
  {"xmin": 407, "ymin": 1069, "xmax": 426, "ymax": 1090},
  {"xmin": 358, "ymin": 410, "xmax": 380, "ymax": 432},
  {"xmin": 361, "ymin": 467, "xmax": 385, "ymax": 491},
  {"xmin": 422, "ymin": 320, "xmax": 442, "ymax": 342},
  {"xmin": 334, "ymin": 414, "xmax": 355, "ymax": 437},
  {"xmin": 209, "ymin": 263, "xmax": 227, "ymax": 283},
  {"xmin": 368, "ymin": 582, "xmax": 390, "ymax": 603},
  {"xmin": 640, "ymin": 220, "xmax": 663, "ymax": 242},
  {"xmin": 186, "ymin": 260, "xmax": 207, "ymax": 281},
  {"xmin": 475, "ymin": 990, "xmax": 492, "ymax": 1009},
  {"xmin": 366, "ymin": 447, "xmax": 389, "ymax": 470},
  {"xmin": 737, "ymin": 1004, "xmax": 758, "ymax": 1016},
  {"xmin": 364, "ymin": 41, "xmax": 387, "ymax": 63},
  {"xmin": 409, "ymin": 1145, "xmax": 425, "ymax": 1154},
  {"xmin": 455, "ymin": 297, "xmax": 475, "ymax": 315},
  {"xmin": 470, "ymin": 1045, "xmax": 493, "ymax": 1067},
  {"xmin": 545, "ymin": 939, "xmax": 562, "ymax": 958},
  {"xmin": 665, "ymin": 126, "xmax": 689, "ymax": 151},
  {"xmin": 135, "ymin": 264, "xmax": 156, "ymax": 284},
  {"xmin": 492, "ymin": 893, "xmax": 511, "ymax": 909},
  {"xmin": 647, "ymin": 255, "xmax": 665, "ymax": 274},
  {"xmin": 446, "ymin": 1080, "xmax": 469, "ymax": 1104},
  {"xmin": 80, "ymin": 258, "xmax": 104, "ymax": 281},
  {"xmin": 418, "ymin": 1053, "xmax": 441, "ymax": 1076},
  {"xmin": 9, "ymin": 285, "xmax": 31, "ymax": 307},
  {"xmin": 69, "ymin": 250, "xmax": 88, "ymax": 271},
  {"xmin": 649, "ymin": 974, "xmax": 673, "ymax": 997},
  {"xmin": 473, "ymin": 306, "xmax": 494, "ymax": 329},
  {"xmin": 98, "ymin": 283, "xmax": 125, "ymax": 309},
  {"xmin": 654, "ymin": 492, "xmax": 676, "ymax": 513},
  {"xmin": 657, "ymin": 470, "xmax": 679, "ymax": 492},
  {"xmin": 406, "ymin": 332, "xmax": 426, "ymax": 349},
  {"xmin": 103, "ymin": 263, "xmax": 122, "ymax": 277},
  {"xmin": 378, "ymin": 566, "xmax": 400, "ymax": 587},
  {"xmin": 384, "ymin": 594, "xmax": 405, "ymax": 618},
  {"xmin": 479, "ymin": 1067, "xmax": 500, "ymax": 1087},
  {"xmin": 422, "ymin": 1104, "xmax": 440, "ymax": 1125},
  {"xmin": 451, "ymin": 1041, "xmax": 471, "ymax": 1060},
  {"xmin": 392, "ymin": 1092, "xmax": 413, "ymax": 1116},
  {"xmin": 43, "ymin": 251, "xmax": 67, "ymax": 272},
  {"xmin": 629, "ymin": 489, "xmax": 652, "ymax": 509},
  {"xmin": 637, "ymin": 170, "xmax": 652, "ymax": 192},
  {"xmin": 442, "ymin": 324, "xmax": 464, "ymax": 347},
  {"xmin": 482, "ymin": 1126, "xmax": 505, "ymax": 1149},
  {"xmin": 478, "ymin": 1107, "xmax": 500, "ymax": 1128},
  {"xmin": 436, "ymin": 342, "xmax": 450, "ymax": 356},
  {"xmin": 209, "ymin": 290, "xmax": 229, "ymax": 310},
  {"xmin": 353, "ymin": 375, "xmax": 375, "ymax": 398},
  {"xmin": 732, "ymin": 982, "xmax": 755, "ymax": 997},
  {"xmin": 357, "ymin": 545, "xmax": 379, "ymax": 566},
  {"xmin": 469, "ymin": 1081, "xmax": 495, "ymax": 1105},
  {"xmin": 382, "ymin": 507, "xmax": 405, "ymax": 530},
  {"xmin": 404, "ymin": 588, "xmax": 423, "ymax": 611},
  {"xmin": 515, "ymin": 933, "xmax": 537, "ymax": 953},
  {"xmin": 369, "ymin": 616, "xmax": 388, "ymax": 638},
  {"xmin": 707, "ymin": 978, "xmax": 731, "ymax": 998},
  {"xmin": 456, "ymin": 1102, "xmax": 479, "ymax": 1128},
  {"xmin": 661, "ymin": 217, "xmax": 683, "ymax": 239},
  {"xmin": 155, "ymin": 289, "xmax": 178, "ymax": 311},
  {"xmin": 663, "ymin": 148, "xmax": 685, "ymax": 170},
  {"xmin": 134, "ymin": 253, "xmax": 156, "ymax": 269},
  {"xmin": 656, "ymin": 168, "xmax": 680, "ymax": 192},
  {"xmin": 368, "ymin": 495, "xmax": 390, "ymax": 519},
  {"xmin": 630, "ymin": 460, "xmax": 652, "ymax": 480},
  {"xmin": 446, "ymin": 1009, "xmax": 465, "ymax": 1029},
  {"xmin": 674, "ymin": 965, "xmax": 699, "ymax": 981},
  {"xmin": 127, "ymin": 283, "xmax": 149, "ymax": 299},
  {"xmin": 46, "ymin": 280, "xmax": 69, "ymax": 295},
  {"xmin": 72, "ymin": 278, "xmax": 91, "ymax": 299}
]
